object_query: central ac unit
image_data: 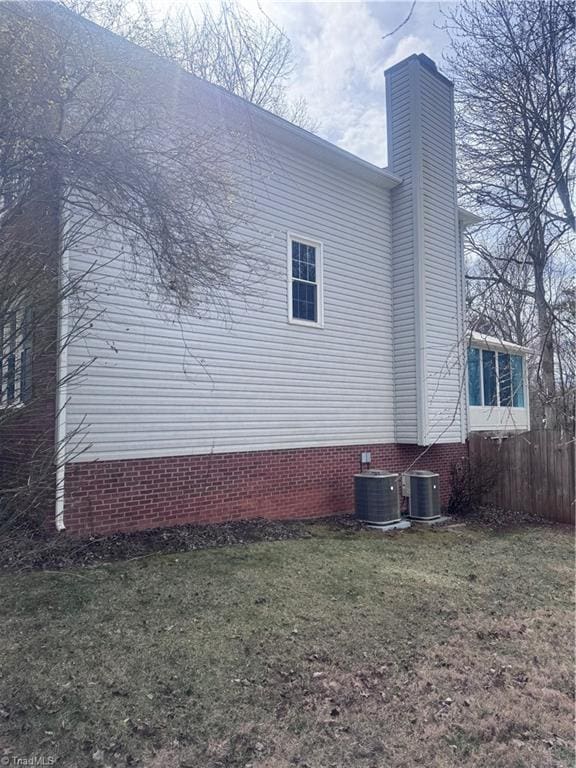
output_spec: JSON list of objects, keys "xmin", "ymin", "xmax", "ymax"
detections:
[
  {"xmin": 404, "ymin": 470, "xmax": 441, "ymax": 520},
  {"xmin": 354, "ymin": 470, "xmax": 401, "ymax": 526}
]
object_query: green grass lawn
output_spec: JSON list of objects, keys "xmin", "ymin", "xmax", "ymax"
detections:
[{"xmin": 0, "ymin": 522, "xmax": 574, "ymax": 768}]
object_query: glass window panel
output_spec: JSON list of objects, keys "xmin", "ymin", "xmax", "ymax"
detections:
[
  {"xmin": 467, "ymin": 347, "xmax": 482, "ymax": 405},
  {"xmin": 304, "ymin": 245, "xmax": 316, "ymax": 282},
  {"xmin": 6, "ymin": 353, "xmax": 15, "ymax": 403},
  {"xmin": 5, "ymin": 312, "xmax": 16, "ymax": 404},
  {"xmin": 20, "ymin": 308, "xmax": 32, "ymax": 402},
  {"xmin": 20, "ymin": 349, "xmax": 31, "ymax": 402},
  {"xmin": 482, "ymin": 349, "xmax": 497, "ymax": 406},
  {"xmin": 511, "ymin": 354, "xmax": 525, "ymax": 407},
  {"xmin": 292, "ymin": 280, "xmax": 317, "ymax": 322},
  {"xmin": 291, "ymin": 240, "xmax": 316, "ymax": 283},
  {"xmin": 498, "ymin": 352, "xmax": 512, "ymax": 406}
]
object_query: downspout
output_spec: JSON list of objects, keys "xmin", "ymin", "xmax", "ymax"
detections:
[
  {"xmin": 54, "ymin": 238, "xmax": 69, "ymax": 531},
  {"xmin": 51, "ymin": 70, "xmax": 69, "ymax": 532}
]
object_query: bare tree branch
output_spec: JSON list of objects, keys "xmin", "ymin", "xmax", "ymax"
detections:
[
  {"xmin": 0, "ymin": 1, "xmax": 261, "ymax": 529},
  {"xmin": 382, "ymin": 0, "xmax": 416, "ymax": 41},
  {"xmin": 60, "ymin": 0, "xmax": 318, "ymax": 131},
  {"xmin": 443, "ymin": 0, "xmax": 575, "ymax": 430}
]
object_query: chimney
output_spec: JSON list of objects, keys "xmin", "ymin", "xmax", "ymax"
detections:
[{"xmin": 385, "ymin": 54, "xmax": 465, "ymax": 446}]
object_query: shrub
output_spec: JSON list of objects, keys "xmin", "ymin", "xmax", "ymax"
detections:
[{"xmin": 447, "ymin": 454, "xmax": 500, "ymax": 517}]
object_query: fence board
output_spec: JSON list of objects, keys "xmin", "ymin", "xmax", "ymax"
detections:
[{"xmin": 469, "ymin": 429, "xmax": 575, "ymax": 524}]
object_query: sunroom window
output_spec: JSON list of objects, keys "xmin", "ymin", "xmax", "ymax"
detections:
[
  {"xmin": 482, "ymin": 350, "xmax": 497, "ymax": 406},
  {"xmin": 467, "ymin": 347, "xmax": 482, "ymax": 405},
  {"xmin": 510, "ymin": 355, "xmax": 525, "ymax": 407},
  {"xmin": 467, "ymin": 347, "xmax": 524, "ymax": 408}
]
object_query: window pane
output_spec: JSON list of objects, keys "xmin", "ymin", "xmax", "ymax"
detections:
[
  {"xmin": 20, "ymin": 349, "xmax": 31, "ymax": 402},
  {"xmin": 291, "ymin": 241, "xmax": 316, "ymax": 282},
  {"xmin": 511, "ymin": 354, "xmax": 525, "ymax": 407},
  {"xmin": 20, "ymin": 308, "xmax": 32, "ymax": 403},
  {"xmin": 6, "ymin": 353, "xmax": 15, "ymax": 403},
  {"xmin": 482, "ymin": 349, "xmax": 497, "ymax": 406},
  {"xmin": 292, "ymin": 280, "xmax": 317, "ymax": 322},
  {"xmin": 467, "ymin": 347, "xmax": 481, "ymax": 405},
  {"xmin": 498, "ymin": 352, "xmax": 511, "ymax": 406}
]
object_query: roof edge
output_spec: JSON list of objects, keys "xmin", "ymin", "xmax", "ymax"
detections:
[
  {"xmin": 256, "ymin": 112, "xmax": 402, "ymax": 188},
  {"xmin": 45, "ymin": 2, "xmax": 402, "ymax": 190},
  {"xmin": 470, "ymin": 331, "xmax": 531, "ymax": 355},
  {"xmin": 458, "ymin": 207, "xmax": 483, "ymax": 226}
]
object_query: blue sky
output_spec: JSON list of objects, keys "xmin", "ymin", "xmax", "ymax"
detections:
[{"xmin": 153, "ymin": 1, "xmax": 457, "ymax": 166}]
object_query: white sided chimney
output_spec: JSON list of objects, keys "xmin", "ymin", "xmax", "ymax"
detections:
[{"xmin": 385, "ymin": 54, "xmax": 466, "ymax": 446}]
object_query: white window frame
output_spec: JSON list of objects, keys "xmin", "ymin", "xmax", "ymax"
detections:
[
  {"xmin": 468, "ymin": 346, "xmax": 526, "ymax": 409},
  {"xmin": 287, "ymin": 234, "xmax": 324, "ymax": 328}
]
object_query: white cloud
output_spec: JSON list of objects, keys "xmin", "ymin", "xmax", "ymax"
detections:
[
  {"xmin": 155, "ymin": 0, "xmax": 452, "ymax": 165},
  {"xmin": 337, "ymin": 106, "xmax": 387, "ymax": 166},
  {"xmin": 382, "ymin": 33, "xmax": 435, "ymax": 69},
  {"xmin": 254, "ymin": 1, "xmax": 448, "ymax": 164}
]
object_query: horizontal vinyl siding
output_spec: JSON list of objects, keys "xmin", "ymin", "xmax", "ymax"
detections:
[
  {"xmin": 65, "ymin": 133, "xmax": 395, "ymax": 461},
  {"xmin": 387, "ymin": 67, "xmax": 418, "ymax": 442},
  {"xmin": 420, "ymin": 67, "xmax": 463, "ymax": 443},
  {"xmin": 386, "ymin": 58, "xmax": 466, "ymax": 446}
]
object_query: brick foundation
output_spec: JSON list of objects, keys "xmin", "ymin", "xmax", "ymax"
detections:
[{"xmin": 62, "ymin": 442, "xmax": 468, "ymax": 535}]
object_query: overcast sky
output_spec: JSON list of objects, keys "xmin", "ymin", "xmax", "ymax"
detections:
[{"xmin": 154, "ymin": 1, "xmax": 457, "ymax": 167}]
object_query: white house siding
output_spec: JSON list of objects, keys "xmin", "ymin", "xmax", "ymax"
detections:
[
  {"xmin": 468, "ymin": 407, "xmax": 530, "ymax": 433},
  {"xmin": 385, "ymin": 55, "xmax": 466, "ymax": 446},
  {"xmin": 386, "ymin": 65, "xmax": 419, "ymax": 443},
  {"xmin": 420, "ymin": 66, "xmax": 464, "ymax": 444},
  {"xmin": 64, "ymin": 116, "xmax": 397, "ymax": 462}
]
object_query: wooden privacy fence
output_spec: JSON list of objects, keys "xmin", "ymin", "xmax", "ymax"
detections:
[{"xmin": 469, "ymin": 430, "xmax": 575, "ymax": 524}]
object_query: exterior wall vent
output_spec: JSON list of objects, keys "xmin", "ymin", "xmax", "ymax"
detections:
[
  {"xmin": 354, "ymin": 470, "xmax": 400, "ymax": 526},
  {"xmin": 405, "ymin": 470, "xmax": 440, "ymax": 520}
]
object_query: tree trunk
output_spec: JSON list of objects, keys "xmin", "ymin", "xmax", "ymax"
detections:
[{"xmin": 534, "ymin": 272, "xmax": 557, "ymax": 429}]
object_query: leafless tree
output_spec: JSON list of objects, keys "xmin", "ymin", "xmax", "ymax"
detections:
[
  {"xmin": 61, "ymin": 0, "xmax": 317, "ymax": 130},
  {"xmin": 467, "ymin": 254, "xmax": 537, "ymax": 348},
  {"xmin": 443, "ymin": 0, "xmax": 575, "ymax": 429},
  {"xmin": 0, "ymin": 1, "xmax": 256, "ymax": 530}
]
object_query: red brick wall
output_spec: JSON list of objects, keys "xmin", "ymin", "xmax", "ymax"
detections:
[{"xmin": 62, "ymin": 442, "xmax": 468, "ymax": 535}]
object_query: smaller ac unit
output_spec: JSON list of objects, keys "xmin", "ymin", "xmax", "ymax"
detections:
[
  {"xmin": 354, "ymin": 470, "xmax": 400, "ymax": 526},
  {"xmin": 405, "ymin": 470, "xmax": 441, "ymax": 520}
]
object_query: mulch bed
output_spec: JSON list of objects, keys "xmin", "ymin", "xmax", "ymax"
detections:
[
  {"xmin": 0, "ymin": 517, "xmax": 314, "ymax": 573},
  {"xmin": 1, "ymin": 506, "xmax": 567, "ymax": 574},
  {"xmin": 452, "ymin": 503, "xmax": 571, "ymax": 531}
]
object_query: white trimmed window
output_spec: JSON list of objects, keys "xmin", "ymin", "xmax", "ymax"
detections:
[
  {"xmin": 0, "ymin": 307, "xmax": 32, "ymax": 407},
  {"xmin": 288, "ymin": 235, "xmax": 323, "ymax": 326},
  {"xmin": 467, "ymin": 347, "xmax": 525, "ymax": 408}
]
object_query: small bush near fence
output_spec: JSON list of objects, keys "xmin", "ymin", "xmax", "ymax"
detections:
[{"xmin": 447, "ymin": 453, "xmax": 501, "ymax": 517}]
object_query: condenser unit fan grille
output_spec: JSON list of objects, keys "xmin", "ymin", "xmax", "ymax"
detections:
[
  {"xmin": 354, "ymin": 471, "xmax": 400, "ymax": 524},
  {"xmin": 406, "ymin": 470, "xmax": 440, "ymax": 520}
]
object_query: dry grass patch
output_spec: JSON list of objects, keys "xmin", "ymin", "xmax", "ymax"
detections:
[{"xmin": 0, "ymin": 523, "xmax": 573, "ymax": 767}]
